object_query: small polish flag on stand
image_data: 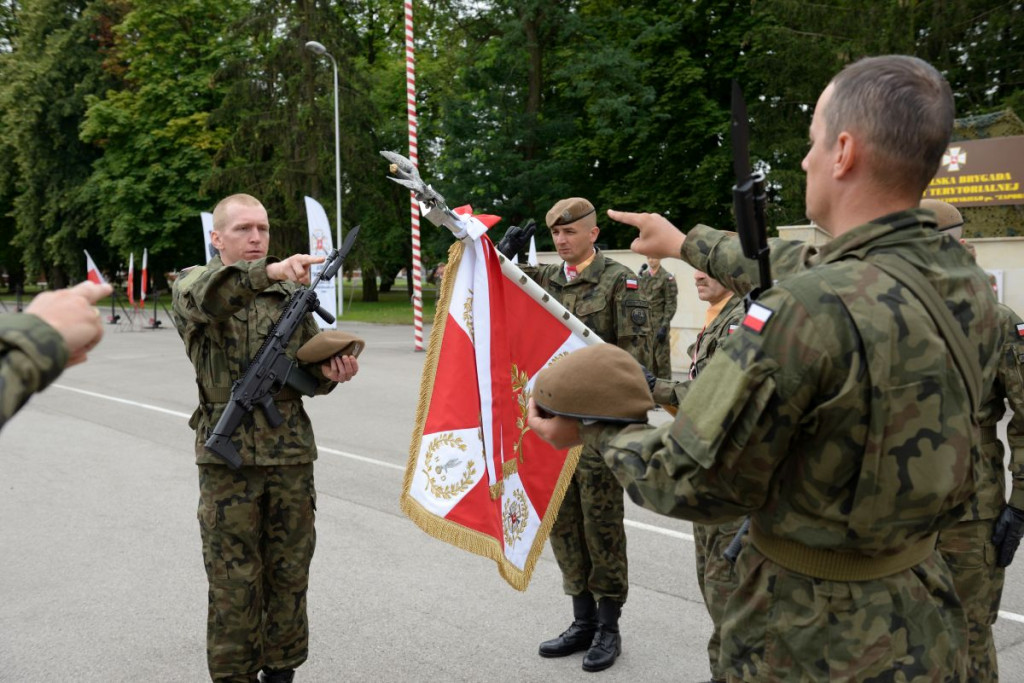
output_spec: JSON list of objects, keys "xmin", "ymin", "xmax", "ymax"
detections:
[
  {"xmin": 127, "ymin": 253, "xmax": 135, "ymax": 308},
  {"xmin": 140, "ymin": 248, "xmax": 148, "ymax": 304},
  {"xmin": 84, "ymin": 250, "xmax": 106, "ymax": 285}
]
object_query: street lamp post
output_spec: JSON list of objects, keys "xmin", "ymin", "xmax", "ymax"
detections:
[{"xmin": 305, "ymin": 40, "xmax": 343, "ymax": 318}]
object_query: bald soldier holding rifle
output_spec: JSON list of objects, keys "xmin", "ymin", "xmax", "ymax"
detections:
[{"xmin": 528, "ymin": 55, "xmax": 1001, "ymax": 680}]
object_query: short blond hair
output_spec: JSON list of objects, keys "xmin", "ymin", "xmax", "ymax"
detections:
[{"xmin": 212, "ymin": 194, "xmax": 264, "ymax": 233}]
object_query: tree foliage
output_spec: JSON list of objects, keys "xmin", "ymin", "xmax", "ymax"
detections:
[{"xmin": 0, "ymin": 0, "xmax": 1021, "ymax": 292}]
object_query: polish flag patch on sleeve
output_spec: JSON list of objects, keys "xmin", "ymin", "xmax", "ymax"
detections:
[
  {"xmin": 728, "ymin": 324, "xmax": 738, "ymax": 334},
  {"xmin": 626, "ymin": 278, "xmax": 638, "ymax": 290},
  {"xmin": 742, "ymin": 302, "xmax": 774, "ymax": 334},
  {"xmin": 1016, "ymin": 322, "xmax": 1024, "ymax": 337}
]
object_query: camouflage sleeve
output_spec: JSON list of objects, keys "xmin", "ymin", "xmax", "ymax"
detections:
[
  {"xmin": 681, "ymin": 224, "xmax": 809, "ymax": 297},
  {"xmin": 583, "ymin": 285, "xmax": 821, "ymax": 524},
  {"xmin": 0, "ymin": 314, "xmax": 68, "ymax": 428},
  {"xmin": 652, "ymin": 377, "xmax": 687, "ymax": 406},
  {"xmin": 1000, "ymin": 305, "xmax": 1024, "ymax": 509},
  {"xmin": 171, "ymin": 257, "xmax": 278, "ymax": 325}
]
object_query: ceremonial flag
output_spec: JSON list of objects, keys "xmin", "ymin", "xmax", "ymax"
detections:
[
  {"xmin": 140, "ymin": 249, "xmax": 148, "ymax": 303},
  {"xmin": 84, "ymin": 250, "xmax": 106, "ymax": 285},
  {"xmin": 403, "ymin": 220, "xmax": 593, "ymax": 591},
  {"xmin": 127, "ymin": 253, "xmax": 135, "ymax": 308}
]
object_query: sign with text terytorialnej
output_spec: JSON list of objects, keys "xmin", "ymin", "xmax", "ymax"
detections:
[{"xmin": 924, "ymin": 136, "xmax": 1024, "ymax": 206}]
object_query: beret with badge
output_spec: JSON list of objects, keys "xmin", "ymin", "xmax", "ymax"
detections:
[
  {"xmin": 545, "ymin": 197, "xmax": 597, "ymax": 229},
  {"xmin": 533, "ymin": 344, "xmax": 654, "ymax": 424},
  {"xmin": 297, "ymin": 330, "xmax": 365, "ymax": 364}
]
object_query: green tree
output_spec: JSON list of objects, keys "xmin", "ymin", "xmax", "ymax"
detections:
[
  {"xmin": 0, "ymin": 0, "xmax": 120, "ymax": 286},
  {"xmin": 81, "ymin": 0, "xmax": 248, "ymax": 282}
]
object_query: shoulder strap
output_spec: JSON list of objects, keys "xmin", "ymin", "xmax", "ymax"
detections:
[{"xmin": 869, "ymin": 253, "xmax": 981, "ymax": 413}]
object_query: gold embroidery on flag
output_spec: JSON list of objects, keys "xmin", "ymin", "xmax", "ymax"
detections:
[
  {"xmin": 463, "ymin": 291, "xmax": 474, "ymax": 341},
  {"xmin": 423, "ymin": 433, "xmax": 475, "ymax": 500},
  {"xmin": 512, "ymin": 363, "xmax": 532, "ymax": 464},
  {"xmin": 503, "ymin": 489, "xmax": 529, "ymax": 548}
]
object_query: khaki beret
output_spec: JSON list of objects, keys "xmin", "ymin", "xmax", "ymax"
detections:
[
  {"xmin": 545, "ymin": 197, "xmax": 597, "ymax": 229},
  {"xmin": 297, "ymin": 330, "xmax": 365, "ymax": 363},
  {"xmin": 533, "ymin": 344, "xmax": 653, "ymax": 424},
  {"xmin": 920, "ymin": 199, "xmax": 964, "ymax": 238}
]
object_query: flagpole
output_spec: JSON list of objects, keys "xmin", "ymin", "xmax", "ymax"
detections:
[{"xmin": 405, "ymin": 0, "xmax": 424, "ymax": 352}]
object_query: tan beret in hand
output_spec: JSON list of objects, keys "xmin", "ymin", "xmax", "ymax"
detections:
[
  {"xmin": 533, "ymin": 344, "xmax": 654, "ymax": 424},
  {"xmin": 297, "ymin": 330, "xmax": 366, "ymax": 363}
]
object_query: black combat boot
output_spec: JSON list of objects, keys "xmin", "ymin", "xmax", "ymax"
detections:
[
  {"xmin": 582, "ymin": 599, "xmax": 622, "ymax": 672},
  {"xmin": 538, "ymin": 593, "xmax": 598, "ymax": 658},
  {"xmin": 259, "ymin": 669, "xmax": 295, "ymax": 683}
]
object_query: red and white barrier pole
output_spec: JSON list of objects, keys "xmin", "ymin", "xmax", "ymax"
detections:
[{"xmin": 405, "ymin": 0, "xmax": 424, "ymax": 351}]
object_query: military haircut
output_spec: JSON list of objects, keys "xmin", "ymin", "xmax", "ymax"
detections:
[
  {"xmin": 212, "ymin": 193, "xmax": 265, "ymax": 233},
  {"xmin": 826, "ymin": 55, "xmax": 954, "ymax": 196}
]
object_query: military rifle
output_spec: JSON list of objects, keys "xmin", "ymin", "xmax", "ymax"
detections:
[
  {"xmin": 723, "ymin": 81, "xmax": 772, "ymax": 564},
  {"xmin": 204, "ymin": 226, "xmax": 360, "ymax": 469}
]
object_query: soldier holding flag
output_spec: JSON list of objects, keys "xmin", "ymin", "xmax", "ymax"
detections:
[{"xmin": 528, "ymin": 55, "xmax": 1001, "ymax": 680}]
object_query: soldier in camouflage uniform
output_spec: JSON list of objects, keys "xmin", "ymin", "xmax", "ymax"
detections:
[
  {"xmin": 171, "ymin": 194, "xmax": 359, "ymax": 683},
  {"xmin": 0, "ymin": 281, "xmax": 111, "ymax": 428},
  {"xmin": 529, "ymin": 56, "xmax": 1002, "ymax": 681},
  {"xmin": 638, "ymin": 257, "xmax": 677, "ymax": 379},
  {"xmin": 921, "ymin": 199, "xmax": 1024, "ymax": 683},
  {"xmin": 682, "ymin": 272, "xmax": 745, "ymax": 683},
  {"xmin": 499, "ymin": 197, "xmax": 651, "ymax": 672}
]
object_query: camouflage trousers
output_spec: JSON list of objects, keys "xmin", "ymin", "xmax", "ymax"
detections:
[
  {"xmin": 938, "ymin": 518, "xmax": 1004, "ymax": 683},
  {"xmin": 549, "ymin": 444, "xmax": 628, "ymax": 602},
  {"xmin": 721, "ymin": 545, "xmax": 967, "ymax": 682},
  {"xmin": 694, "ymin": 519, "xmax": 745, "ymax": 681},
  {"xmin": 651, "ymin": 337, "xmax": 672, "ymax": 380},
  {"xmin": 198, "ymin": 463, "xmax": 317, "ymax": 683}
]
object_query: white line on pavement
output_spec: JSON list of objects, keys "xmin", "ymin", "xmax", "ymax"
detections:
[{"xmin": 50, "ymin": 383, "xmax": 1024, "ymax": 627}]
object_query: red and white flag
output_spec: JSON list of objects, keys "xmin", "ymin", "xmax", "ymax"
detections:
[
  {"xmin": 403, "ymin": 221, "xmax": 594, "ymax": 590},
  {"xmin": 140, "ymin": 248, "xmax": 148, "ymax": 303},
  {"xmin": 127, "ymin": 253, "xmax": 135, "ymax": 308},
  {"xmin": 84, "ymin": 250, "xmax": 106, "ymax": 285}
]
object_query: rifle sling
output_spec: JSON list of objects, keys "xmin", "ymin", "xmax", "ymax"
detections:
[{"xmin": 868, "ymin": 253, "xmax": 981, "ymax": 414}]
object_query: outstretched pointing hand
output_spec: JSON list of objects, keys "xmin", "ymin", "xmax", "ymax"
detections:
[
  {"xmin": 267, "ymin": 254, "xmax": 326, "ymax": 285},
  {"xmin": 26, "ymin": 281, "xmax": 113, "ymax": 367},
  {"xmin": 606, "ymin": 209, "xmax": 686, "ymax": 260}
]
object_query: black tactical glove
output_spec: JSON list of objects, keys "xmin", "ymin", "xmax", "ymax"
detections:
[
  {"xmin": 495, "ymin": 219, "xmax": 536, "ymax": 260},
  {"xmin": 992, "ymin": 505, "xmax": 1024, "ymax": 568},
  {"xmin": 639, "ymin": 364, "xmax": 657, "ymax": 393},
  {"xmin": 655, "ymin": 326, "xmax": 667, "ymax": 343}
]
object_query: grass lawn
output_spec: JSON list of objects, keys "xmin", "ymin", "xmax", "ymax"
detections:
[
  {"xmin": 338, "ymin": 279, "xmax": 439, "ymax": 325},
  {"xmin": 0, "ymin": 278, "xmax": 441, "ymax": 326}
]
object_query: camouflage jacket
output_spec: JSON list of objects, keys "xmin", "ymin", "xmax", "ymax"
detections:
[
  {"xmin": 685, "ymin": 220, "xmax": 1024, "ymax": 522},
  {"xmin": 652, "ymin": 294, "xmax": 744, "ymax": 406},
  {"xmin": 584, "ymin": 209, "xmax": 1001, "ymax": 558},
  {"xmin": 639, "ymin": 266, "xmax": 678, "ymax": 332},
  {"xmin": 171, "ymin": 256, "xmax": 335, "ymax": 466},
  {"xmin": 520, "ymin": 249, "xmax": 652, "ymax": 366},
  {"xmin": 981, "ymin": 303, "xmax": 1024, "ymax": 514},
  {"xmin": 685, "ymin": 294, "xmax": 744, "ymax": 380},
  {"xmin": 0, "ymin": 313, "xmax": 67, "ymax": 429}
]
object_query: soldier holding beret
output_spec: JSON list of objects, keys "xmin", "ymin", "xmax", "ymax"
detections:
[
  {"xmin": 528, "ymin": 56, "xmax": 1001, "ymax": 680},
  {"xmin": 498, "ymin": 197, "xmax": 651, "ymax": 672}
]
